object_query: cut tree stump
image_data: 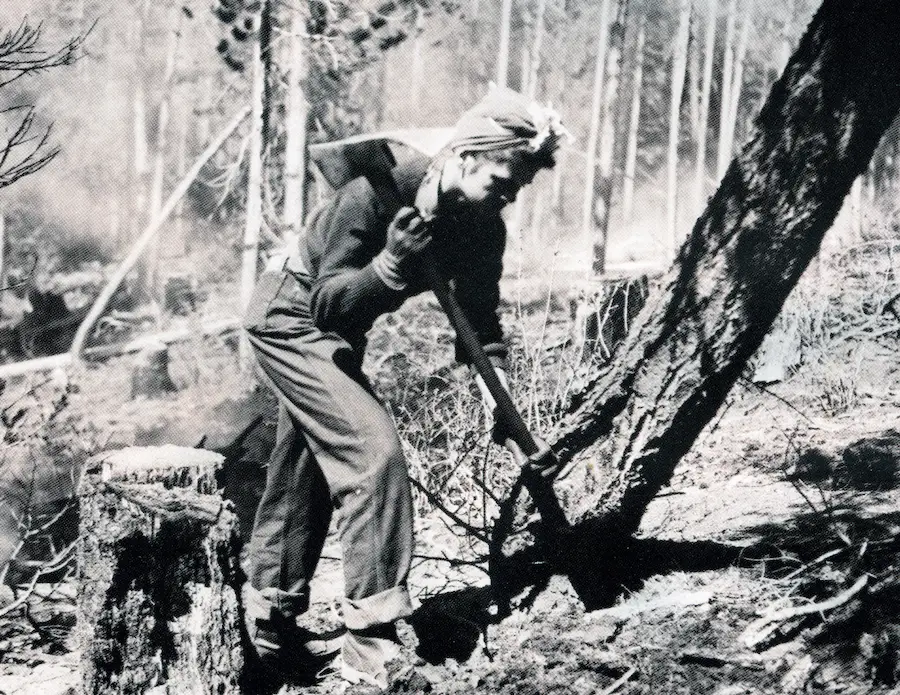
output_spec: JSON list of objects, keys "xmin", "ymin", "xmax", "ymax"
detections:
[
  {"xmin": 77, "ymin": 446, "xmax": 243, "ymax": 695},
  {"xmin": 130, "ymin": 342, "xmax": 177, "ymax": 399}
]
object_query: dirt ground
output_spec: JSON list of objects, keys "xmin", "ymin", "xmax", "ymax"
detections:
[{"xmin": 0, "ymin": 269, "xmax": 899, "ymax": 695}]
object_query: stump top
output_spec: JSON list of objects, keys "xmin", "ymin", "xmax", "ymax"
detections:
[{"xmin": 86, "ymin": 445, "xmax": 224, "ymax": 484}]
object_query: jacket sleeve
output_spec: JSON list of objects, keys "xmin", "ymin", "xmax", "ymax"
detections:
[
  {"xmin": 308, "ymin": 178, "xmax": 407, "ymax": 336},
  {"xmin": 452, "ymin": 216, "xmax": 508, "ymax": 369}
]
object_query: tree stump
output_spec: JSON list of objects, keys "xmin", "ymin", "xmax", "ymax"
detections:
[
  {"xmin": 77, "ymin": 446, "xmax": 243, "ymax": 695},
  {"xmin": 130, "ymin": 342, "xmax": 177, "ymax": 399}
]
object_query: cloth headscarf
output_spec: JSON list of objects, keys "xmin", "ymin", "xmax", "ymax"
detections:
[{"xmin": 447, "ymin": 85, "xmax": 571, "ymax": 157}]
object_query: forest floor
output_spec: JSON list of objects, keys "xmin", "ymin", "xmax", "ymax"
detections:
[{"xmin": 0, "ymin": 250, "xmax": 898, "ymax": 695}]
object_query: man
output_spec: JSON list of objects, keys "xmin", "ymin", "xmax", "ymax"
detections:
[{"xmin": 242, "ymin": 86, "xmax": 568, "ymax": 689}]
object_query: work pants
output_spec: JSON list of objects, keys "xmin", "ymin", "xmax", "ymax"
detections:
[{"xmin": 242, "ymin": 269, "xmax": 415, "ymax": 630}]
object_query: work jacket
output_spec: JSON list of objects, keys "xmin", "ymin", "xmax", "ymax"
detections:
[{"xmin": 296, "ymin": 153, "xmax": 508, "ymax": 368}]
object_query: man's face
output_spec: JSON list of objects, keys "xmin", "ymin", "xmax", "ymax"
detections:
[{"xmin": 457, "ymin": 151, "xmax": 541, "ymax": 208}]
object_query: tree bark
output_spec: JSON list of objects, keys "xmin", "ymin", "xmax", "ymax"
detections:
[
  {"xmin": 666, "ymin": 0, "xmax": 692, "ymax": 256},
  {"xmin": 547, "ymin": 0, "xmax": 900, "ymax": 537},
  {"xmin": 77, "ymin": 447, "xmax": 242, "ymax": 695},
  {"xmin": 693, "ymin": 0, "xmax": 717, "ymax": 217},
  {"xmin": 621, "ymin": 18, "xmax": 645, "ymax": 223}
]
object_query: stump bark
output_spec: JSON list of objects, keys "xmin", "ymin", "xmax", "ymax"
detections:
[{"xmin": 77, "ymin": 446, "xmax": 243, "ymax": 695}]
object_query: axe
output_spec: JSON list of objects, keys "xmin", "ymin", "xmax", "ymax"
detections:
[{"xmin": 309, "ymin": 133, "xmax": 567, "ymax": 531}]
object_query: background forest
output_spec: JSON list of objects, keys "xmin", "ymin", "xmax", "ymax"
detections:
[{"xmin": 5, "ymin": 0, "xmax": 882, "ymax": 330}]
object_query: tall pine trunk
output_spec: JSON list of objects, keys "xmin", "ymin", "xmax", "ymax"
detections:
[
  {"xmin": 666, "ymin": 0, "xmax": 692, "ymax": 256},
  {"xmin": 147, "ymin": 8, "xmax": 183, "ymax": 298},
  {"xmin": 545, "ymin": 0, "xmax": 900, "ymax": 537},
  {"xmin": 715, "ymin": 0, "xmax": 737, "ymax": 180},
  {"xmin": 282, "ymin": 4, "xmax": 309, "ymax": 236},
  {"xmin": 621, "ymin": 18, "xmax": 645, "ymax": 223},
  {"xmin": 496, "ymin": 0, "xmax": 513, "ymax": 88},
  {"xmin": 722, "ymin": 2, "xmax": 751, "ymax": 171},
  {"xmin": 591, "ymin": 0, "xmax": 629, "ymax": 275},
  {"xmin": 239, "ymin": 39, "xmax": 265, "ymax": 370},
  {"xmin": 580, "ymin": 0, "xmax": 612, "ymax": 271},
  {"xmin": 693, "ymin": 0, "xmax": 718, "ymax": 216}
]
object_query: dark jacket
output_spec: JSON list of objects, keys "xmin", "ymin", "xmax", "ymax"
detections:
[{"xmin": 299, "ymin": 154, "xmax": 507, "ymax": 367}]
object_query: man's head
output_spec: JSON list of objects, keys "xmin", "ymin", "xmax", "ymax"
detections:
[{"xmin": 439, "ymin": 86, "xmax": 570, "ymax": 210}]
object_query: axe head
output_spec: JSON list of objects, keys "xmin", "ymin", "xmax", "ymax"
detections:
[{"xmin": 308, "ymin": 128, "xmax": 454, "ymax": 190}]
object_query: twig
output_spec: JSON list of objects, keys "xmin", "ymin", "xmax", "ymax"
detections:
[
  {"xmin": 599, "ymin": 666, "xmax": 637, "ymax": 695},
  {"xmin": 408, "ymin": 477, "xmax": 489, "ymax": 543},
  {"xmin": 782, "ymin": 547, "xmax": 846, "ymax": 582},
  {"xmin": 0, "ymin": 540, "xmax": 76, "ymax": 618},
  {"xmin": 741, "ymin": 574, "xmax": 868, "ymax": 650}
]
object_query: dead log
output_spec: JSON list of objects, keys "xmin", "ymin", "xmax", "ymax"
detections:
[
  {"xmin": 76, "ymin": 446, "xmax": 243, "ymax": 695},
  {"xmin": 547, "ymin": 0, "xmax": 900, "ymax": 535}
]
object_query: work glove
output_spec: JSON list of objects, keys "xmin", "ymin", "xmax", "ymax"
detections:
[{"xmin": 373, "ymin": 207, "xmax": 430, "ymax": 290}]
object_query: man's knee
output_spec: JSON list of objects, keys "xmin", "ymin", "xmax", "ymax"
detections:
[{"xmin": 365, "ymin": 426, "xmax": 407, "ymax": 485}]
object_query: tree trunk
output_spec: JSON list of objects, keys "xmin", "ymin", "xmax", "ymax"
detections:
[
  {"xmin": 409, "ymin": 6, "xmax": 425, "ymax": 113},
  {"xmin": 621, "ymin": 18, "xmax": 645, "ymax": 223},
  {"xmin": 496, "ymin": 0, "xmax": 513, "ymax": 88},
  {"xmin": 147, "ymin": 8, "xmax": 183, "ymax": 298},
  {"xmin": 693, "ymin": 0, "xmax": 717, "ymax": 216},
  {"xmin": 0, "ymin": 210, "xmax": 5, "ymax": 290},
  {"xmin": 77, "ymin": 447, "xmax": 242, "ymax": 695},
  {"xmin": 580, "ymin": 0, "xmax": 612, "ymax": 272},
  {"xmin": 687, "ymin": 10, "xmax": 701, "ymax": 141},
  {"xmin": 526, "ymin": 0, "xmax": 547, "ymax": 100},
  {"xmin": 715, "ymin": 0, "xmax": 736, "ymax": 180},
  {"xmin": 666, "ymin": 0, "xmax": 692, "ymax": 256},
  {"xmin": 723, "ymin": 2, "xmax": 751, "ymax": 170},
  {"xmin": 547, "ymin": 0, "xmax": 900, "ymax": 537},
  {"xmin": 282, "ymin": 4, "xmax": 309, "ymax": 236},
  {"xmin": 592, "ymin": 0, "xmax": 629, "ymax": 276},
  {"xmin": 239, "ymin": 39, "xmax": 265, "ymax": 370}
]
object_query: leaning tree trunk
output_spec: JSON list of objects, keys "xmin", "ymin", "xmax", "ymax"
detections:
[{"xmin": 545, "ymin": 0, "xmax": 900, "ymax": 537}]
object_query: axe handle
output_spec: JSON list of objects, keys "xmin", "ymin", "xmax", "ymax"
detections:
[{"xmin": 416, "ymin": 253, "xmax": 537, "ymax": 457}]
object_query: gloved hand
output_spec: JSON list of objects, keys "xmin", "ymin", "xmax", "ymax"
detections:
[
  {"xmin": 505, "ymin": 436, "xmax": 562, "ymax": 481},
  {"xmin": 373, "ymin": 207, "xmax": 430, "ymax": 290}
]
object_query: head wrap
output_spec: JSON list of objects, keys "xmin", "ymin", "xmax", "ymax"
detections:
[{"xmin": 448, "ymin": 85, "xmax": 572, "ymax": 160}]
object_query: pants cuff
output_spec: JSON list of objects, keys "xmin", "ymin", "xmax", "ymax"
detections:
[
  {"xmin": 343, "ymin": 585, "xmax": 414, "ymax": 630},
  {"xmin": 244, "ymin": 582, "xmax": 310, "ymax": 621}
]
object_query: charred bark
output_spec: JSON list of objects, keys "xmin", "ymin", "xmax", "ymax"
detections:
[
  {"xmin": 549, "ymin": 0, "xmax": 900, "ymax": 536},
  {"xmin": 77, "ymin": 447, "xmax": 242, "ymax": 695}
]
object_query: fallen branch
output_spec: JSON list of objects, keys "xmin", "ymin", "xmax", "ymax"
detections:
[
  {"xmin": 599, "ymin": 666, "xmax": 636, "ymax": 695},
  {"xmin": 741, "ymin": 574, "xmax": 868, "ymax": 650},
  {"xmin": 69, "ymin": 104, "xmax": 251, "ymax": 359},
  {"xmin": 0, "ymin": 317, "xmax": 239, "ymax": 380}
]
